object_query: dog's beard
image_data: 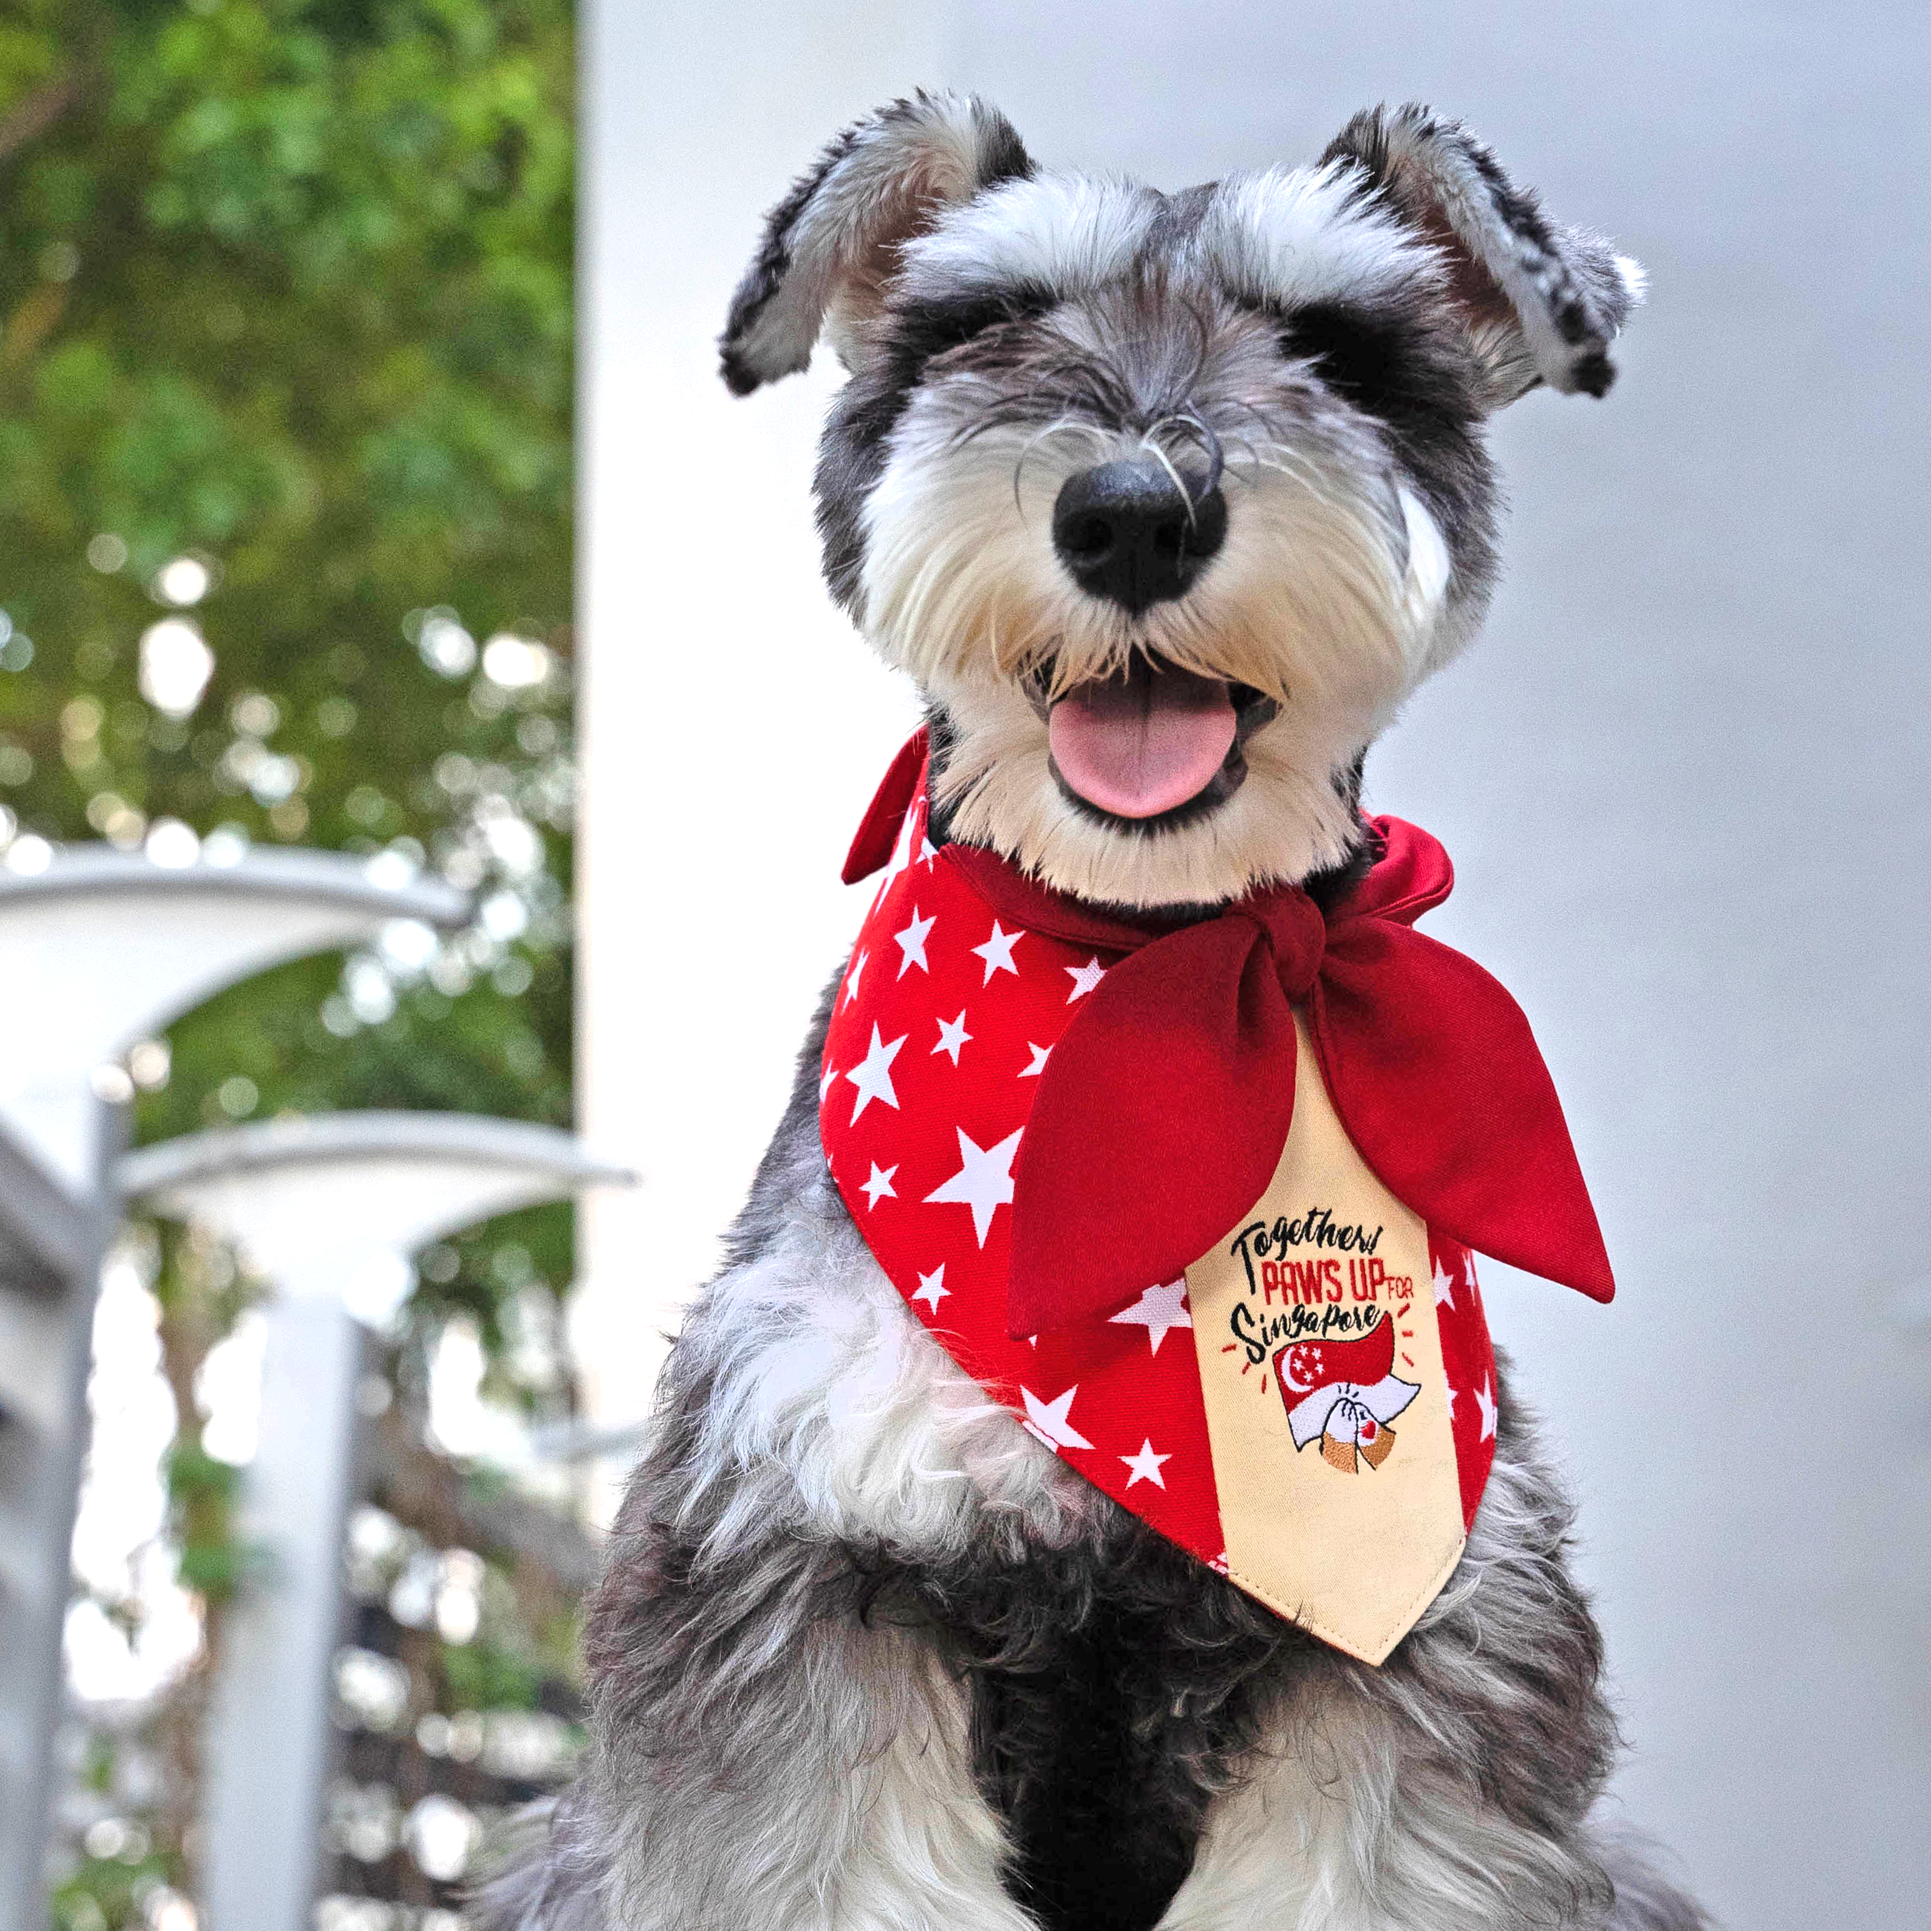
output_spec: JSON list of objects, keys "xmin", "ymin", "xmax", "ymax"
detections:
[{"xmin": 858, "ymin": 411, "xmax": 1450, "ymax": 907}]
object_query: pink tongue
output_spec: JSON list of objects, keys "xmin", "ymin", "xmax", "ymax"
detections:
[{"xmin": 1048, "ymin": 668, "xmax": 1237, "ymax": 819}]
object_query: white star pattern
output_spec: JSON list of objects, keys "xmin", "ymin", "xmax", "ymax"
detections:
[
  {"xmin": 1475, "ymin": 1374, "xmax": 1498, "ymax": 1441},
  {"xmin": 894, "ymin": 906, "xmax": 935, "ymax": 977},
  {"xmin": 919, "ymin": 835, "xmax": 939, "ymax": 866},
  {"xmin": 1107, "ymin": 1278, "xmax": 1192, "ymax": 1356},
  {"xmin": 1444, "ymin": 1384, "xmax": 1458, "ymax": 1420},
  {"xmin": 1064, "ymin": 956, "xmax": 1107, "ymax": 1002},
  {"xmin": 912, "ymin": 1266, "xmax": 948, "ymax": 1312},
  {"xmin": 932, "ymin": 1011, "xmax": 972, "ymax": 1065},
  {"xmin": 1432, "ymin": 1258, "xmax": 1456, "ymax": 1307},
  {"xmin": 844, "ymin": 1024, "xmax": 906, "ymax": 1122},
  {"xmin": 819, "ymin": 1062, "xmax": 838, "ymax": 1103},
  {"xmin": 971, "ymin": 920, "xmax": 1023, "ymax": 985},
  {"xmin": 842, "ymin": 948, "xmax": 867, "ymax": 1007},
  {"xmin": 1020, "ymin": 1385, "xmax": 1093, "ymax": 1453},
  {"xmin": 860, "ymin": 1162, "xmax": 897, "ymax": 1209},
  {"xmin": 924, "ymin": 1126, "xmax": 1023, "ymax": 1246},
  {"xmin": 1120, "ymin": 1438, "xmax": 1171, "ymax": 1489},
  {"xmin": 1019, "ymin": 1041, "xmax": 1051, "ymax": 1078}
]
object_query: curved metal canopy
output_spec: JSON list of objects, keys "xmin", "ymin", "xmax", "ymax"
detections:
[
  {"xmin": 0, "ymin": 844, "xmax": 468, "ymax": 1191},
  {"xmin": 120, "ymin": 1112, "xmax": 635, "ymax": 1316}
]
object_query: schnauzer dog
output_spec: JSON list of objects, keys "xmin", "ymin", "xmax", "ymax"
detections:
[{"xmin": 491, "ymin": 94, "xmax": 1708, "ymax": 1931}]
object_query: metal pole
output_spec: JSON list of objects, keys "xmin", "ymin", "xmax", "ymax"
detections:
[
  {"xmin": 198, "ymin": 1298, "xmax": 369, "ymax": 1931},
  {"xmin": 0, "ymin": 848, "xmax": 470, "ymax": 1931},
  {"xmin": 0, "ymin": 1109, "xmax": 118, "ymax": 1931},
  {"xmin": 119, "ymin": 1115, "xmax": 632, "ymax": 1931}
]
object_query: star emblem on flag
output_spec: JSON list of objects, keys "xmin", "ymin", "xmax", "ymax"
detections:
[
  {"xmin": 842, "ymin": 948, "xmax": 868, "ymax": 1007},
  {"xmin": 1120, "ymin": 1438, "xmax": 1171, "ymax": 1489},
  {"xmin": 1064, "ymin": 956, "xmax": 1107, "ymax": 1001},
  {"xmin": 931, "ymin": 1011, "xmax": 971, "ymax": 1065},
  {"xmin": 894, "ymin": 906, "xmax": 935, "ymax": 977}
]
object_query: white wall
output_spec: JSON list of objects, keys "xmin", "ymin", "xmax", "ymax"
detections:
[
  {"xmin": 573, "ymin": 0, "xmax": 932, "ymax": 1449},
  {"xmin": 581, "ymin": 4, "xmax": 1931, "ymax": 1921}
]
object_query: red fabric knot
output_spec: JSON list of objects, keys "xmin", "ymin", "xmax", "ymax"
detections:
[
  {"xmin": 845, "ymin": 731, "xmax": 1615, "ymax": 1341},
  {"xmin": 1237, "ymin": 889, "xmax": 1327, "ymax": 1000}
]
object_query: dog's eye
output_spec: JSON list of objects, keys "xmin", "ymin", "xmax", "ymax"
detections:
[
  {"xmin": 1278, "ymin": 303, "xmax": 1414, "ymax": 416},
  {"xmin": 890, "ymin": 289, "xmax": 1051, "ymax": 368}
]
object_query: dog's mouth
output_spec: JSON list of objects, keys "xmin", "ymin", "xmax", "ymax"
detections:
[{"xmin": 1039, "ymin": 656, "xmax": 1278, "ymax": 826}]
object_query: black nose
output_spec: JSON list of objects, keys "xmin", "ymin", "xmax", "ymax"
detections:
[{"xmin": 1051, "ymin": 458, "xmax": 1228, "ymax": 614}]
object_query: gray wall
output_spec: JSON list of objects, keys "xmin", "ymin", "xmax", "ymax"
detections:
[{"xmin": 586, "ymin": 4, "xmax": 1931, "ymax": 1922}]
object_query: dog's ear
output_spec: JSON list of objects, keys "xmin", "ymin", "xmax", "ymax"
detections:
[
  {"xmin": 720, "ymin": 91, "xmax": 1034, "ymax": 396},
  {"xmin": 1321, "ymin": 102, "xmax": 1643, "ymax": 406}
]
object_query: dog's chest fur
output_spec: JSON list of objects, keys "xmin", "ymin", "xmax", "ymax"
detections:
[
  {"xmin": 903, "ymin": 1518, "xmax": 1306, "ymax": 1929},
  {"xmin": 626, "ymin": 989, "xmax": 1326, "ymax": 1929}
]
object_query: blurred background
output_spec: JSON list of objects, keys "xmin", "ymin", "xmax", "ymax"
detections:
[
  {"xmin": 0, "ymin": 6, "xmax": 588, "ymax": 1931},
  {"xmin": 2, "ymin": 3, "xmax": 1927, "ymax": 1931}
]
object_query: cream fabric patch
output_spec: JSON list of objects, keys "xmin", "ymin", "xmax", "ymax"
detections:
[{"xmin": 1187, "ymin": 1013, "xmax": 1466, "ymax": 1664}]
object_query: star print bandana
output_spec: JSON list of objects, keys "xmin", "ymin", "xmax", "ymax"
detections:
[{"xmin": 821, "ymin": 732, "xmax": 1611, "ymax": 1663}]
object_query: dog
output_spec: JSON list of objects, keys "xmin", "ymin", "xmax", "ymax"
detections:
[{"xmin": 489, "ymin": 93, "xmax": 1709, "ymax": 1931}]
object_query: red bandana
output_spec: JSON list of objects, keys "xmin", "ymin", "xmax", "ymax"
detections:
[{"xmin": 822, "ymin": 732, "xmax": 1612, "ymax": 1661}]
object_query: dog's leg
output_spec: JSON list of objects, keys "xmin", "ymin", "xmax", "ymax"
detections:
[
  {"xmin": 1156, "ymin": 1368, "xmax": 1709, "ymax": 1931},
  {"xmin": 574, "ymin": 1319, "xmax": 1052, "ymax": 1929},
  {"xmin": 581, "ymin": 1539, "xmax": 1031, "ymax": 1931},
  {"xmin": 499, "ymin": 1006, "xmax": 1073, "ymax": 1931},
  {"xmin": 1149, "ymin": 1716, "xmax": 1701, "ymax": 1931}
]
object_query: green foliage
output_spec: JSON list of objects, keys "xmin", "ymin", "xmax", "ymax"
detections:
[
  {"xmin": 437, "ymin": 1630, "xmax": 540, "ymax": 1712},
  {"xmin": 49, "ymin": 1736, "xmax": 173, "ymax": 1931},
  {"xmin": 50, "ymin": 1850, "xmax": 174, "ymax": 1931},
  {"xmin": 1, "ymin": 0, "xmax": 572, "ymax": 628},
  {"xmin": 4, "ymin": 6, "xmax": 579, "ymax": 1915},
  {"xmin": 0, "ymin": 0, "xmax": 575, "ymax": 1298},
  {"xmin": 162, "ymin": 1436, "xmax": 256, "ymax": 1600}
]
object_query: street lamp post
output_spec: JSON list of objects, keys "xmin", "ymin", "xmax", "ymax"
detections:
[
  {"xmin": 0, "ymin": 846, "xmax": 467, "ymax": 1931},
  {"xmin": 119, "ymin": 1115, "xmax": 632, "ymax": 1931}
]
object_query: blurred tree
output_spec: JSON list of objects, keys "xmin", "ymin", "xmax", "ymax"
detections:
[
  {"xmin": 0, "ymin": 3, "xmax": 581, "ymax": 1924},
  {"xmin": 0, "ymin": 0, "xmax": 574, "ymax": 1147}
]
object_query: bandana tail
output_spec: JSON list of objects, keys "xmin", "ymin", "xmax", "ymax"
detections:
[{"xmin": 842, "ymin": 728, "xmax": 931, "ymax": 885}]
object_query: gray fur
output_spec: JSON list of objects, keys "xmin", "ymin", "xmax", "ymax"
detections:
[
  {"xmin": 1320, "ymin": 103, "xmax": 1643, "ymax": 403},
  {"xmin": 486, "ymin": 93, "xmax": 1700, "ymax": 1931},
  {"xmin": 720, "ymin": 91, "xmax": 1034, "ymax": 396},
  {"xmin": 1592, "ymin": 1828, "xmax": 1715, "ymax": 1931}
]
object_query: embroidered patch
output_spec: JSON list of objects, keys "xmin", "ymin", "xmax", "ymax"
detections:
[{"xmin": 1185, "ymin": 1014, "xmax": 1467, "ymax": 1663}]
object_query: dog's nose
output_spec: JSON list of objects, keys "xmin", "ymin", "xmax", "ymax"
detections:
[{"xmin": 1051, "ymin": 458, "xmax": 1228, "ymax": 614}]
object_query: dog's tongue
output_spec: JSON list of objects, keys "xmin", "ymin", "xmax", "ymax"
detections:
[{"xmin": 1048, "ymin": 667, "xmax": 1237, "ymax": 819}]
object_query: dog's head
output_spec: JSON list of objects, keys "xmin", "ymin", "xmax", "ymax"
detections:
[{"xmin": 722, "ymin": 93, "xmax": 1640, "ymax": 910}]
